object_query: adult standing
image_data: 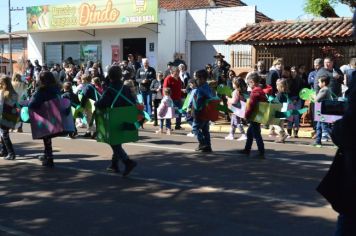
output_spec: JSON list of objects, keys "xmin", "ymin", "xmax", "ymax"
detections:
[
  {"xmin": 212, "ymin": 53, "xmax": 230, "ymax": 71},
  {"xmin": 256, "ymin": 60, "xmax": 268, "ymax": 80},
  {"xmin": 163, "ymin": 66, "xmax": 183, "ymax": 130},
  {"xmin": 164, "ymin": 62, "xmax": 173, "ymax": 79},
  {"xmin": 267, "ymin": 58, "xmax": 283, "ymax": 96},
  {"xmin": 178, "ymin": 63, "xmax": 190, "ymax": 89},
  {"xmin": 314, "ymin": 57, "xmax": 343, "ymax": 97},
  {"xmin": 308, "ymin": 58, "xmax": 323, "ymax": 89},
  {"xmin": 286, "ymin": 66, "xmax": 304, "ymax": 138},
  {"xmin": 127, "ymin": 54, "xmax": 141, "ymax": 79},
  {"xmin": 135, "ymin": 58, "xmax": 156, "ymax": 117}
]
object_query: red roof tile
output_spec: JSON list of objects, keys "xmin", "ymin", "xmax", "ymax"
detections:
[
  {"xmin": 159, "ymin": 0, "xmax": 272, "ymax": 22},
  {"xmin": 225, "ymin": 18, "xmax": 354, "ymax": 45}
]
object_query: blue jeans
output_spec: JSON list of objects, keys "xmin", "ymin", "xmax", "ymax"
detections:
[
  {"xmin": 287, "ymin": 99, "xmax": 302, "ymax": 129},
  {"xmin": 141, "ymin": 91, "xmax": 152, "ymax": 116},
  {"xmin": 192, "ymin": 120, "xmax": 211, "ymax": 147},
  {"xmin": 315, "ymin": 121, "xmax": 331, "ymax": 144},
  {"xmin": 173, "ymin": 100, "xmax": 182, "ymax": 127},
  {"xmin": 160, "ymin": 119, "xmax": 171, "ymax": 129},
  {"xmin": 110, "ymin": 144, "xmax": 129, "ymax": 162},
  {"xmin": 335, "ymin": 214, "xmax": 356, "ymax": 236},
  {"xmin": 245, "ymin": 122, "xmax": 264, "ymax": 153}
]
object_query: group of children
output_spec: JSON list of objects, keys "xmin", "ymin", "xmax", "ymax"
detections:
[{"xmin": 0, "ymin": 63, "xmax": 338, "ymax": 176}]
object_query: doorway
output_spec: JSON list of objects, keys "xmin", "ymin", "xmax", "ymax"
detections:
[{"xmin": 122, "ymin": 38, "xmax": 146, "ymax": 61}]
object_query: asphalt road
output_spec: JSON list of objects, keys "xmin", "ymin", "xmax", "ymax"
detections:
[{"xmin": 0, "ymin": 125, "xmax": 338, "ymax": 236}]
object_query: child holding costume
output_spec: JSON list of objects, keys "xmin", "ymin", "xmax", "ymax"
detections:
[
  {"xmin": 95, "ymin": 66, "xmax": 137, "ymax": 177},
  {"xmin": 225, "ymin": 77, "xmax": 247, "ymax": 141},
  {"xmin": 156, "ymin": 87, "xmax": 174, "ymax": 135},
  {"xmin": 28, "ymin": 72, "xmax": 61, "ymax": 167},
  {"xmin": 191, "ymin": 70, "xmax": 213, "ymax": 152},
  {"xmin": 0, "ymin": 75, "xmax": 18, "ymax": 160},
  {"xmin": 239, "ymin": 72, "xmax": 267, "ymax": 159}
]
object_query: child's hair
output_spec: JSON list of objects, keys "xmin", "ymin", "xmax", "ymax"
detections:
[
  {"xmin": 81, "ymin": 74, "xmax": 92, "ymax": 83},
  {"xmin": 39, "ymin": 71, "xmax": 58, "ymax": 88},
  {"xmin": 276, "ymin": 78, "xmax": 288, "ymax": 93},
  {"xmin": 0, "ymin": 75, "xmax": 17, "ymax": 99},
  {"xmin": 157, "ymin": 71, "xmax": 163, "ymax": 78},
  {"xmin": 272, "ymin": 58, "xmax": 284, "ymax": 66},
  {"xmin": 246, "ymin": 72, "xmax": 260, "ymax": 84},
  {"xmin": 92, "ymin": 77, "xmax": 101, "ymax": 85},
  {"xmin": 232, "ymin": 77, "xmax": 247, "ymax": 94},
  {"xmin": 163, "ymin": 87, "xmax": 171, "ymax": 96},
  {"xmin": 318, "ymin": 76, "xmax": 330, "ymax": 86},
  {"xmin": 123, "ymin": 79, "xmax": 134, "ymax": 87},
  {"xmin": 195, "ymin": 69, "xmax": 208, "ymax": 80},
  {"xmin": 123, "ymin": 79, "xmax": 136, "ymax": 96},
  {"xmin": 63, "ymin": 82, "xmax": 72, "ymax": 91},
  {"xmin": 11, "ymin": 73, "xmax": 22, "ymax": 83}
]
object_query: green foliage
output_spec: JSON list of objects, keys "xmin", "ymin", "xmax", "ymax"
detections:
[
  {"xmin": 304, "ymin": 0, "xmax": 355, "ymax": 17},
  {"xmin": 304, "ymin": 0, "xmax": 338, "ymax": 16}
]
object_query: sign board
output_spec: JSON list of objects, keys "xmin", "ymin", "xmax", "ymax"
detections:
[{"xmin": 27, "ymin": 0, "xmax": 158, "ymax": 32}]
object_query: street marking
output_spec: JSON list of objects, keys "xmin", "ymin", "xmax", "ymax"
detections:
[
  {"xmin": 15, "ymin": 132, "xmax": 332, "ymax": 165},
  {"xmin": 15, "ymin": 159, "xmax": 323, "ymax": 207},
  {"xmin": 0, "ymin": 225, "xmax": 32, "ymax": 236}
]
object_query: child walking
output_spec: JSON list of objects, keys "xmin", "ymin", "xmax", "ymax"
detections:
[
  {"xmin": 156, "ymin": 88, "xmax": 174, "ymax": 135},
  {"xmin": 273, "ymin": 78, "xmax": 289, "ymax": 143},
  {"xmin": 95, "ymin": 66, "xmax": 137, "ymax": 176},
  {"xmin": 191, "ymin": 70, "xmax": 213, "ymax": 152},
  {"xmin": 313, "ymin": 76, "xmax": 333, "ymax": 147},
  {"xmin": 225, "ymin": 77, "xmax": 247, "ymax": 141},
  {"xmin": 28, "ymin": 72, "xmax": 61, "ymax": 167},
  {"xmin": 0, "ymin": 75, "xmax": 19, "ymax": 160},
  {"xmin": 239, "ymin": 72, "xmax": 267, "ymax": 158}
]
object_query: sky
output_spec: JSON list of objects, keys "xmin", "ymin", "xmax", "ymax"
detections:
[{"xmin": 0, "ymin": 0, "xmax": 354, "ymax": 32}]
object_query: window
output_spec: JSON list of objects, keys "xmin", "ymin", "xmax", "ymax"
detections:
[
  {"xmin": 0, "ymin": 39, "xmax": 25, "ymax": 53},
  {"xmin": 44, "ymin": 41, "xmax": 101, "ymax": 67}
]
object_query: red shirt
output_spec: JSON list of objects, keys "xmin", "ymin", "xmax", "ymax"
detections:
[
  {"xmin": 245, "ymin": 86, "xmax": 267, "ymax": 119},
  {"xmin": 163, "ymin": 75, "xmax": 182, "ymax": 101}
]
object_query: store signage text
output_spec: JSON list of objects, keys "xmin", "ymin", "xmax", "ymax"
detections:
[{"xmin": 79, "ymin": 0, "xmax": 120, "ymax": 26}]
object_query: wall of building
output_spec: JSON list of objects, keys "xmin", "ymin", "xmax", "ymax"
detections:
[
  {"xmin": 157, "ymin": 9, "xmax": 187, "ymax": 72},
  {"xmin": 28, "ymin": 25, "xmax": 158, "ymax": 68},
  {"xmin": 158, "ymin": 6, "xmax": 256, "ymax": 73}
]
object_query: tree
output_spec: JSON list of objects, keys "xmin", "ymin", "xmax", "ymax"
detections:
[{"xmin": 304, "ymin": 0, "xmax": 355, "ymax": 17}]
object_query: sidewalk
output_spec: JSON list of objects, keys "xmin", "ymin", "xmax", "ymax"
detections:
[{"xmin": 146, "ymin": 119, "xmax": 314, "ymax": 138}]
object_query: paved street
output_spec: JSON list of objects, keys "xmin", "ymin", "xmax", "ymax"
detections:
[{"xmin": 0, "ymin": 125, "xmax": 337, "ymax": 236}]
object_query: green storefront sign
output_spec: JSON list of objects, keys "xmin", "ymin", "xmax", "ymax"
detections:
[{"xmin": 27, "ymin": 0, "xmax": 158, "ymax": 32}]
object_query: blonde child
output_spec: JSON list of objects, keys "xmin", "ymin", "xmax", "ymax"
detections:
[
  {"xmin": 156, "ymin": 87, "xmax": 174, "ymax": 135},
  {"xmin": 225, "ymin": 77, "xmax": 247, "ymax": 141},
  {"xmin": 0, "ymin": 75, "xmax": 19, "ymax": 160},
  {"xmin": 273, "ymin": 78, "xmax": 289, "ymax": 143}
]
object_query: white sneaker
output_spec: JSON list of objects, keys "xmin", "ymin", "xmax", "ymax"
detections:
[
  {"xmin": 237, "ymin": 134, "xmax": 247, "ymax": 141},
  {"xmin": 187, "ymin": 132, "xmax": 195, "ymax": 137},
  {"xmin": 225, "ymin": 135, "xmax": 234, "ymax": 140}
]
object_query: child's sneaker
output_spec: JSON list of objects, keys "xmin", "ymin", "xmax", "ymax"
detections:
[
  {"xmin": 268, "ymin": 130, "xmax": 278, "ymax": 137},
  {"xmin": 237, "ymin": 134, "xmax": 247, "ymax": 141},
  {"xmin": 186, "ymin": 132, "xmax": 195, "ymax": 137},
  {"xmin": 155, "ymin": 129, "xmax": 163, "ymax": 134},
  {"xmin": 166, "ymin": 129, "xmax": 171, "ymax": 135},
  {"xmin": 312, "ymin": 142, "xmax": 322, "ymax": 148},
  {"xmin": 225, "ymin": 135, "xmax": 234, "ymax": 140}
]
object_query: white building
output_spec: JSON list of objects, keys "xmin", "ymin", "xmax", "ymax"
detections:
[{"xmin": 27, "ymin": 0, "xmax": 271, "ymax": 73}]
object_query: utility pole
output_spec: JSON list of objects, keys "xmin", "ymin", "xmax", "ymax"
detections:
[{"xmin": 8, "ymin": 0, "xmax": 23, "ymax": 76}]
